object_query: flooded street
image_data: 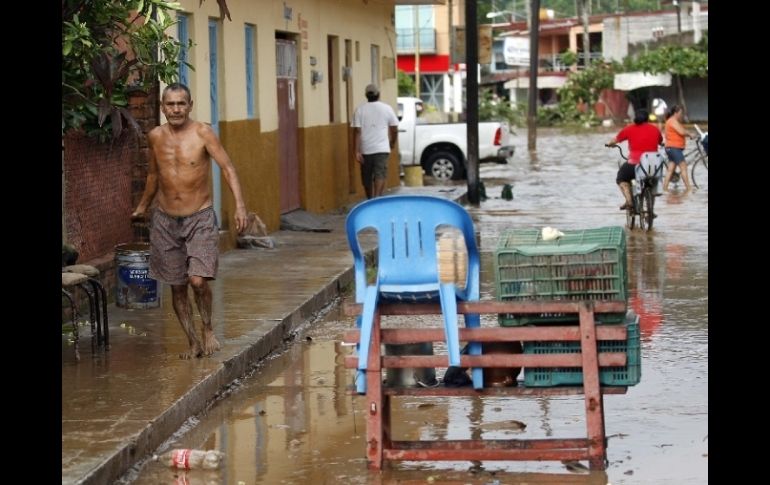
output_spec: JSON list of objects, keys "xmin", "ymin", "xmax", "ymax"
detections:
[{"xmin": 127, "ymin": 130, "xmax": 707, "ymax": 485}]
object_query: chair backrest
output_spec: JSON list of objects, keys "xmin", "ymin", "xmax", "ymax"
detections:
[{"xmin": 346, "ymin": 195, "xmax": 480, "ymax": 302}]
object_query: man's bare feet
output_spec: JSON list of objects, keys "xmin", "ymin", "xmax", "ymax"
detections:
[
  {"xmin": 179, "ymin": 343, "xmax": 204, "ymax": 360},
  {"xmin": 201, "ymin": 327, "xmax": 221, "ymax": 356}
]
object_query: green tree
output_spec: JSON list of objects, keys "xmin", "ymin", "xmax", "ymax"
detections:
[
  {"xmin": 398, "ymin": 70, "xmax": 417, "ymax": 97},
  {"xmin": 556, "ymin": 60, "xmax": 620, "ymax": 124},
  {"xmin": 478, "ymin": 89, "xmax": 523, "ymax": 128}
]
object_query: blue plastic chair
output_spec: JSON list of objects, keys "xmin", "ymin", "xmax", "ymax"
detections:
[{"xmin": 346, "ymin": 195, "xmax": 483, "ymax": 393}]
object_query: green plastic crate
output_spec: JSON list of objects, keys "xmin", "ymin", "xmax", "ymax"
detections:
[
  {"xmin": 496, "ymin": 226, "xmax": 627, "ymax": 249},
  {"xmin": 523, "ymin": 313, "xmax": 641, "ymax": 387},
  {"xmin": 495, "ymin": 227, "xmax": 627, "ymax": 326}
]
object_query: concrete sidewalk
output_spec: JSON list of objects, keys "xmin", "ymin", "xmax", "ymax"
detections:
[{"xmin": 62, "ymin": 185, "xmax": 466, "ymax": 485}]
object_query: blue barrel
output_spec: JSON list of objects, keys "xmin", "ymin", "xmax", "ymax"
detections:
[{"xmin": 115, "ymin": 243, "xmax": 160, "ymax": 309}]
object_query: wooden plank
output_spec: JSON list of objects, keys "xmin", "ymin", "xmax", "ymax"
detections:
[
  {"xmin": 342, "ymin": 325, "xmax": 627, "ymax": 344},
  {"xmin": 382, "ymin": 474, "xmax": 604, "ymax": 485},
  {"xmin": 384, "ymin": 447, "xmax": 589, "ymax": 462},
  {"xmin": 578, "ymin": 303, "xmax": 607, "ymax": 471},
  {"xmin": 390, "ymin": 438, "xmax": 590, "ymax": 450},
  {"xmin": 344, "ymin": 352, "xmax": 627, "ymax": 369},
  {"xmin": 344, "ymin": 300, "xmax": 626, "ymax": 316},
  {"xmin": 378, "ymin": 386, "xmax": 627, "ymax": 396}
]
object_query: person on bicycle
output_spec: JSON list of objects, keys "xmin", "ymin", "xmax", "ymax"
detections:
[
  {"xmin": 662, "ymin": 105, "xmax": 694, "ymax": 193},
  {"xmin": 608, "ymin": 108, "xmax": 663, "ymax": 210}
]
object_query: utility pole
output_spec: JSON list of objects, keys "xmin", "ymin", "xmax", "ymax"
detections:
[
  {"xmin": 673, "ymin": 0, "xmax": 682, "ymax": 33},
  {"xmin": 692, "ymin": 0, "xmax": 701, "ymax": 43},
  {"xmin": 527, "ymin": 0, "xmax": 540, "ymax": 152},
  {"xmin": 414, "ymin": 6, "xmax": 421, "ymax": 98},
  {"xmin": 580, "ymin": 0, "xmax": 590, "ymax": 69},
  {"xmin": 465, "ymin": 0, "xmax": 480, "ymax": 203}
]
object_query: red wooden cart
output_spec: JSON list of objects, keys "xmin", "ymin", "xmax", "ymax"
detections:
[{"xmin": 343, "ymin": 300, "xmax": 629, "ymax": 471}]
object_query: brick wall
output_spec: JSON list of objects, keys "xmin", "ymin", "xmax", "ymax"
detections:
[
  {"xmin": 64, "ymin": 131, "xmax": 136, "ymax": 261},
  {"xmin": 62, "ymin": 89, "xmax": 158, "ymax": 320}
]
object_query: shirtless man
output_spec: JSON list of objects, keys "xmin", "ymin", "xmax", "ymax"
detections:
[{"xmin": 132, "ymin": 83, "xmax": 248, "ymax": 359}]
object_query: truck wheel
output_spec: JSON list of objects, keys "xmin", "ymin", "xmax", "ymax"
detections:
[{"xmin": 425, "ymin": 151, "xmax": 463, "ymax": 181}]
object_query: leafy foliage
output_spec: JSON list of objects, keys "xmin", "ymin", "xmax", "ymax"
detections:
[
  {"xmin": 558, "ymin": 50, "xmax": 578, "ymax": 67},
  {"xmin": 556, "ymin": 60, "xmax": 620, "ymax": 123},
  {"xmin": 477, "ymin": 0, "xmax": 681, "ymax": 24},
  {"xmin": 62, "ymin": 0, "xmax": 195, "ymax": 142},
  {"xmin": 623, "ymin": 45, "xmax": 708, "ymax": 78},
  {"xmin": 398, "ymin": 70, "xmax": 416, "ymax": 97},
  {"xmin": 478, "ymin": 89, "xmax": 523, "ymax": 129}
]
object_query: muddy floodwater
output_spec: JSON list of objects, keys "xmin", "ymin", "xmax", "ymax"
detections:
[{"xmin": 127, "ymin": 129, "xmax": 707, "ymax": 485}]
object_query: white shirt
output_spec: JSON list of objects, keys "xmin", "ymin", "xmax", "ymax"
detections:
[{"xmin": 352, "ymin": 101, "xmax": 399, "ymax": 155}]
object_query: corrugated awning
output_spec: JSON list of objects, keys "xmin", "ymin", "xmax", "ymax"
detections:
[{"xmin": 614, "ymin": 72, "xmax": 672, "ymax": 91}]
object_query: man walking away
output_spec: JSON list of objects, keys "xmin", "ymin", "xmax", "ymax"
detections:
[{"xmin": 352, "ymin": 84, "xmax": 399, "ymax": 199}]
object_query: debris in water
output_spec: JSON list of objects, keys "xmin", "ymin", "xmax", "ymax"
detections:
[
  {"xmin": 478, "ymin": 419, "xmax": 526, "ymax": 432},
  {"xmin": 562, "ymin": 460, "xmax": 589, "ymax": 473}
]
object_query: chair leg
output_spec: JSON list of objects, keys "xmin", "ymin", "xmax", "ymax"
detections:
[
  {"xmin": 62, "ymin": 289, "xmax": 80, "ymax": 361},
  {"xmin": 438, "ymin": 284, "xmax": 461, "ymax": 367},
  {"xmin": 464, "ymin": 313, "xmax": 484, "ymax": 390},
  {"xmin": 354, "ymin": 316, "xmax": 366, "ymax": 394},
  {"xmin": 88, "ymin": 278, "xmax": 109, "ymax": 349},
  {"xmin": 356, "ymin": 286, "xmax": 380, "ymax": 394},
  {"xmin": 77, "ymin": 283, "xmax": 98, "ymax": 352}
]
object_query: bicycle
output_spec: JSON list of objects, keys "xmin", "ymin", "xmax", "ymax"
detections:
[{"xmin": 607, "ymin": 144, "xmax": 665, "ymax": 231}]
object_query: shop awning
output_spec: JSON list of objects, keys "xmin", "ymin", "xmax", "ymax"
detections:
[{"xmin": 613, "ymin": 72, "xmax": 672, "ymax": 91}]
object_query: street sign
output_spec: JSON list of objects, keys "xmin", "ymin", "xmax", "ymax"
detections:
[{"xmin": 504, "ymin": 36, "xmax": 530, "ymax": 67}]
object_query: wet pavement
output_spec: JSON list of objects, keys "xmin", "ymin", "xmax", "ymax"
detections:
[
  {"xmin": 64, "ymin": 128, "xmax": 707, "ymax": 485},
  {"xmin": 62, "ymin": 184, "xmax": 465, "ymax": 485}
]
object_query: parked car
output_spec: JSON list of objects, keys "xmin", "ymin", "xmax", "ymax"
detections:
[{"xmin": 397, "ymin": 97, "xmax": 515, "ymax": 181}]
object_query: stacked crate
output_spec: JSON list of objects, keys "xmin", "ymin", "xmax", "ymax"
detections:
[
  {"xmin": 494, "ymin": 226, "xmax": 640, "ymax": 386},
  {"xmin": 495, "ymin": 227, "xmax": 627, "ymax": 326},
  {"xmin": 523, "ymin": 311, "xmax": 641, "ymax": 386}
]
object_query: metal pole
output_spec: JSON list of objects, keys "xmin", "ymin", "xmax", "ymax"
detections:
[
  {"xmin": 527, "ymin": 0, "xmax": 540, "ymax": 152},
  {"xmin": 414, "ymin": 6, "xmax": 421, "ymax": 98},
  {"xmin": 692, "ymin": 1, "xmax": 701, "ymax": 43},
  {"xmin": 465, "ymin": 0, "xmax": 480, "ymax": 204},
  {"xmin": 674, "ymin": 0, "xmax": 681, "ymax": 33}
]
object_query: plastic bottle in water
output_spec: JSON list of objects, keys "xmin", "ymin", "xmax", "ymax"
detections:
[{"xmin": 155, "ymin": 449, "xmax": 225, "ymax": 470}]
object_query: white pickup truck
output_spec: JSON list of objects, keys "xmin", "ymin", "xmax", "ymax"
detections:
[{"xmin": 397, "ymin": 96, "xmax": 515, "ymax": 181}]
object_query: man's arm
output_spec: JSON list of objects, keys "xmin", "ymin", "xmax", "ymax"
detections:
[
  {"xmin": 388, "ymin": 126, "xmax": 397, "ymax": 150},
  {"xmin": 200, "ymin": 125, "xmax": 248, "ymax": 234},
  {"xmin": 132, "ymin": 134, "xmax": 159, "ymax": 219},
  {"xmin": 354, "ymin": 127, "xmax": 363, "ymax": 163}
]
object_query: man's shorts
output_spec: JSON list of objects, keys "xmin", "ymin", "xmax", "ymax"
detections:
[
  {"xmin": 665, "ymin": 147, "xmax": 686, "ymax": 164},
  {"xmin": 616, "ymin": 162, "xmax": 637, "ymax": 184},
  {"xmin": 149, "ymin": 206, "xmax": 219, "ymax": 285},
  {"xmin": 361, "ymin": 152, "xmax": 390, "ymax": 186}
]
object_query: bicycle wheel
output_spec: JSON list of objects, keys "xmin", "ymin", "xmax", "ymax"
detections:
[
  {"xmin": 691, "ymin": 158, "xmax": 703, "ymax": 188},
  {"xmin": 641, "ymin": 188, "xmax": 655, "ymax": 230},
  {"xmin": 635, "ymin": 193, "xmax": 645, "ymax": 231}
]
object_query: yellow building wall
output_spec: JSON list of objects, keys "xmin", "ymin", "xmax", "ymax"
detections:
[
  {"xmin": 219, "ymin": 120, "xmax": 280, "ymax": 233},
  {"xmin": 298, "ymin": 124, "xmax": 399, "ymax": 213},
  {"xmin": 171, "ymin": 0, "xmax": 399, "ymax": 236}
]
